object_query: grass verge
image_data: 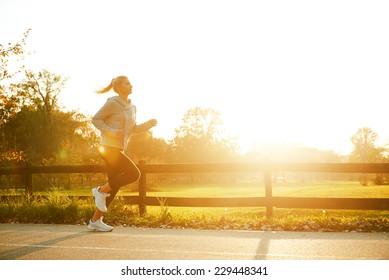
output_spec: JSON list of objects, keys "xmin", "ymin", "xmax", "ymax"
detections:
[{"xmin": 0, "ymin": 192, "xmax": 388, "ymax": 232}]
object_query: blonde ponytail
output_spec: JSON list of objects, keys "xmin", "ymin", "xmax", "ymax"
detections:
[
  {"xmin": 96, "ymin": 78, "xmax": 116, "ymax": 94},
  {"xmin": 96, "ymin": 76, "xmax": 128, "ymax": 94}
]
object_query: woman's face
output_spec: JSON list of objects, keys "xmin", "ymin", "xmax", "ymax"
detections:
[{"xmin": 118, "ymin": 78, "xmax": 133, "ymax": 95}]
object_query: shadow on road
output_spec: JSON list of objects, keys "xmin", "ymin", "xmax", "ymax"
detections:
[{"xmin": 1, "ymin": 231, "xmax": 95, "ymax": 260}]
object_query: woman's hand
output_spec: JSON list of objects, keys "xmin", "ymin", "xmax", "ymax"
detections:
[{"xmin": 149, "ymin": 119, "xmax": 158, "ymax": 127}]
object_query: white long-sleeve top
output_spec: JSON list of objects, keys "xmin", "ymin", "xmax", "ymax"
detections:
[{"xmin": 92, "ymin": 96, "xmax": 153, "ymax": 150}]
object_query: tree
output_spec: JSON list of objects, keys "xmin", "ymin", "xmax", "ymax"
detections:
[
  {"xmin": 349, "ymin": 127, "xmax": 386, "ymax": 185},
  {"xmin": 174, "ymin": 107, "xmax": 224, "ymax": 143},
  {"xmin": 10, "ymin": 69, "xmax": 67, "ymax": 112},
  {"xmin": 0, "ymin": 31, "xmax": 101, "ymax": 166},
  {"xmin": 0, "ymin": 29, "xmax": 31, "ymax": 125},
  {"xmin": 3, "ymin": 108, "xmax": 78, "ymax": 164},
  {"xmin": 350, "ymin": 127, "xmax": 384, "ymax": 163},
  {"xmin": 172, "ymin": 107, "xmax": 238, "ymax": 162},
  {"xmin": 127, "ymin": 132, "xmax": 172, "ymax": 163},
  {"xmin": 0, "ymin": 69, "xmax": 99, "ymax": 165}
]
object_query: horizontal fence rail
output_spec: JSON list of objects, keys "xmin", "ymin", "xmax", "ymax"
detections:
[
  {"xmin": 4, "ymin": 162, "xmax": 389, "ymax": 174},
  {"xmin": 1, "ymin": 162, "xmax": 389, "ymax": 217}
]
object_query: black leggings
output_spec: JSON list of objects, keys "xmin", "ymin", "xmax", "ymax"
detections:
[{"xmin": 99, "ymin": 145, "xmax": 140, "ymax": 207}]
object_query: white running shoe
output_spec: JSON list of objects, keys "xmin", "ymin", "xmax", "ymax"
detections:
[
  {"xmin": 87, "ymin": 217, "xmax": 113, "ymax": 232},
  {"xmin": 92, "ymin": 186, "xmax": 110, "ymax": 212}
]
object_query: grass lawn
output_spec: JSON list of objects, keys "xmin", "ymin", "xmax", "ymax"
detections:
[
  {"xmin": 4, "ymin": 179, "xmax": 388, "ymax": 198},
  {"xmin": 126, "ymin": 180, "xmax": 389, "ymax": 198}
]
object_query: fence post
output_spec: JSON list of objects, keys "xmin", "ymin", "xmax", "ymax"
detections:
[
  {"xmin": 24, "ymin": 162, "xmax": 33, "ymax": 196},
  {"xmin": 138, "ymin": 160, "xmax": 147, "ymax": 217},
  {"xmin": 264, "ymin": 168, "xmax": 273, "ymax": 219}
]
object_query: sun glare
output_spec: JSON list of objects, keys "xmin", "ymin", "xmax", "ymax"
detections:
[{"xmin": 2, "ymin": 0, "xmax": 389, "ymax": 155}]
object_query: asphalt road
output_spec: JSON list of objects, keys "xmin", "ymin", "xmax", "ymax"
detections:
[{"xmin": 0, "ymin": 223, "xmax": 388, "ymax": 260}]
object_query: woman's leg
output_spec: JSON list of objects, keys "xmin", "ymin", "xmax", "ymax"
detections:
[
  {"xmin": 91, "ymin": 180, "xmax": 111, "ymax": 221},
  {"xmin": 89, "ymin": 148, "xmax": 140, "ymax": 230},
  {"xmin": 91, "ymin": 209, "xmax": 104, "ymax": 222},
  {"xmin": 105, "ymin": 151, "xmax": 140, "ymax": 207},
  {"xmin": 99, "ymin": 182, "xmax": 112, "ymax": 193},
  {"xmin": 98, "ymin": 146, "xmax": 140, "ymax": 208}
]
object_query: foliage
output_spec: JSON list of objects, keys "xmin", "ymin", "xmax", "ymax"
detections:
[
  {"xmin": 171, "ymin": 107, "xmax": 239, "ymax": 162},
  {"xmin": 0, "ymin": 31, "xmax": 101, "ymax": 167},
  {"xmin": 349, "ymin": 127, "xmax": 385, "ymax": 163},
  {"xmin": 0, "ymin": 69, "xmax": 100, "ymax": 165},
  {"xmin": 127, "ymin": 131, "xmax": 172, "ymax": 163},
  {"xmin": 1, "ymin": 193, "xmax": 388, "ymax": 232},
  {"xmin": 349, "ymin": 127, "xmax": 388, "ymax": 186},
  {"xmin": 0, "ymin": 29, "xmax": 30, "ymax": 82},
  {"xmin": 0, "ymin": 192, "xmax": 94, "ymax": 224},
  {"xmin": 0, "ymin": 29, "xmax": 30, "ymax": 125},
  {"xmin": 9, "ymin": 69, "xmax": 67, "ymax": 112},
  {"xmin": 0, "ymin": 151, "xmax": 26, "ymax": 164}
]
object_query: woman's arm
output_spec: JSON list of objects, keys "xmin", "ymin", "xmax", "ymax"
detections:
[
  {"xmin": 132, "ymin": 119, "xmax": 158, "ymax": 134},
  {"xmin": 92, "ymin": 100, "xmax": 120, "ymax": 138}
]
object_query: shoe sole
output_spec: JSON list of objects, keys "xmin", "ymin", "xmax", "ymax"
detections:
[{"xmin": 87, "ymin": 225, "xmax": 113, "ymax": 232}]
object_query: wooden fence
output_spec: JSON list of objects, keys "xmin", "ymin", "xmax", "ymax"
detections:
[{"xmin": 1, "ymin": 162, "xmax": 389, "ymax": 218}]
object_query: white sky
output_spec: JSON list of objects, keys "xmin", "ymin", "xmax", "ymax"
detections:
[{"xmin": 2, "ymin": 0, "xmax": 389, "ymax": 155}]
